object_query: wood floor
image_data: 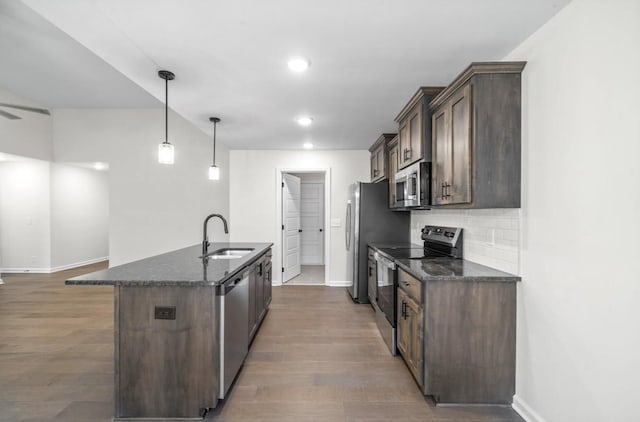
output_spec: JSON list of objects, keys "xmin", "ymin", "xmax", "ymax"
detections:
[{"xmin": 0, "ymin": 265, "xmax": 524, "ymax": 422}]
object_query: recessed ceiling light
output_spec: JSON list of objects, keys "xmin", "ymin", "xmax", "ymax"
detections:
[
  {"xmin": 94, "ymin": 162, "xmax": 107, "ymax": 170},
  {"xmin": 287, "ymin": 57, "xmax": 310, "ymax": 72},
  {"xmin": 303, "ymin": 142, "xmax": 313, "ymax": 149},
  {"xmin": 297, "ymin": 116, "xmax": 313, "ymax": 126}
]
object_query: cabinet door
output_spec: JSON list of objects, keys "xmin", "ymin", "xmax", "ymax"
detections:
[
  {"xmin": 255, "ymin": 259, "xmax": 265, "ymax": 321},
  {"xmin": 432, "ymin": 84, "xmax": 472, "ymax": 205},
  {"xmin": 432, "ymin": 107, "xmax": 449, "ymax": 205},
  {"xmin": 376, "ymin": 147, "xmax": 386, "ymax": 180},
  {"xmin": 398, "ymin": 121, "xmax": 410, "ymax": 168},
  {"xmin": 405, "ymin": 295, "xmax": 423, "ymax": 383},
  {"xmin": 407, "ymin": 102, "xmax": 423, "ymax": 165},
  {"xmin": 370, "ymin": 154, "xmax": 377, "ymax": 181},
  {"xmin": 397, "ymin": 289, "xmax": 410, "ymax": 358},
  {"xmin": 388, "ymin": 142, "xmax": 398, "ymax": 206},
  {"xmin": 263, "ymin": 261, "xmax": 272, "ymax": 309},
  {"xmin": 449, "ymin": 84, "xmax": 472, "ymax": 204}
]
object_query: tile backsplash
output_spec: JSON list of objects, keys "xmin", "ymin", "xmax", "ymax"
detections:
[{"xmin": 410, "ymin": 208, "xmax": 521, "ymax": 275}]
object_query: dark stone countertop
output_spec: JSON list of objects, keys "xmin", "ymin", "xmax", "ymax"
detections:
[
  {"xmin": 369, "ymin": 244, "xmax": 520, "ymax": 282},
  {"xmin": 66, "ymin": 242, "xmax": 273, "ymax": 287}
]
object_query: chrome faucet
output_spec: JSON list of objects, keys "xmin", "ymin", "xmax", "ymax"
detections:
[{"xmin": 202, "ymin": 213, "xmax": 229, "ymax": 256}]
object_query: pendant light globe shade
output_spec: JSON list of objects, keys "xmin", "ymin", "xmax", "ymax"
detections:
[
  {"xmin": 158, "ymin": 142, "xmax": 174, "ymax": 164},
  {"xmin": 208, "ymin": 165, "xmax": 220, "ymax": 180}
]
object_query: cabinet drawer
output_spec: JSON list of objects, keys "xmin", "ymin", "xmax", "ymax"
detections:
[{"xmin": 398, "ymin": 268, "xmax": 421, "ymax": 302}]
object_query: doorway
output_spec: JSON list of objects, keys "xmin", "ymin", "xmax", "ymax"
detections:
[{"xmin": 277, "ymin": 169, "xmax": 330, "ymax": 286}]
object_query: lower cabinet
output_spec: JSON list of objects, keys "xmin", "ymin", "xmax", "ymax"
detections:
[
  {"xmin": 367, "ymin": 247, "xmax": 377, "ymax": 305},
  {"xmin": 396, "ymin": 267, "xmax": 517, "ymax": 404},
  {"xmin": 397, "ymin": 273, "xmax": 423, "ymax": 386},
  {"xmin": 249, "ymin": 249, "xmax": 272, "ymax": 342}
]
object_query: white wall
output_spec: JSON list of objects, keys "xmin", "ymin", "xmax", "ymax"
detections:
[
  {"xmin": 52, "ymin": 109, "xmax": 230, "ymax": 266},
  {"xmin": 229, "ymin": 150, "xmax": 369, "ymax": 284},
  {"xmin": 0, "ymin": 160, "xmax": 51, "ymax": 271},
  {"xmin": 50, "ymin": 163, "xmax": 109, "ymax": 270},
  {"xmin": 411, "ymin": 209, "xmax": 520, "ymax": 274},
  {"xmin": 0, "ymin": 159, "xmax": 109, "ymax": 272},
  {"xmin": 0, "ymin": 87, "xmax": 53, "ymax": 161},
  {"xmin": 504, "ymin": 1, "xmax": 640, "ymax": 421}
]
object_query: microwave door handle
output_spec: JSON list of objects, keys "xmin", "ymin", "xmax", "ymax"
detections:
[{"xmin": 408, "ymin": 173, "xmax": 417, "ymax": 200}]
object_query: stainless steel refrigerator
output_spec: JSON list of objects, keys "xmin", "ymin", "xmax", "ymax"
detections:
[{"xmin": 345, "ymin": 182, "xmax": 410, "ymax": 303}]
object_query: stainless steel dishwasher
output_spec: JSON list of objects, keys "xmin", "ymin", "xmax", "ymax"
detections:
[{"xmin": 217, "ymin": 270, "xmax": 249, "ymax": 399}]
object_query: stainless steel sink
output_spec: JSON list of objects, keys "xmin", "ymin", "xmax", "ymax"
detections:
[{"xmin": 202, "ymin": 248, "xmax": 254, "ymax": 259}]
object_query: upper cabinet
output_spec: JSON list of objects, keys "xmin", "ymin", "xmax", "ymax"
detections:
[
  {"xmin": 387, "ymin": 135, "xmax": 400, "ymax": 206},
  {"xmin": 430, "ymin": 62, "xmax": 526, "ymax": 208},
  {"xmin": 369, "ymin": 133, "xmax": 396, "ymax": 182},
  {"xmin": 394, "ymin": 87, "xmax": 444, "ymax": 169}
]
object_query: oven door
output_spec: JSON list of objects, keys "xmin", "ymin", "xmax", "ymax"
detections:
[{"xmin": 375, "ymin": 253, "xmax": 396, "ymax": 326}]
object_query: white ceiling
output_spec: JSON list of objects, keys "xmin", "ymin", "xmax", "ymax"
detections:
[{"xmin": 4, "ymin": 0, "xmax": 570, "ymax": 150}]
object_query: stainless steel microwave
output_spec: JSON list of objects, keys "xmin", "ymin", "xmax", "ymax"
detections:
[{"xmin": 394, "ymin": 161, "xmax": 431, "ymax": 208}]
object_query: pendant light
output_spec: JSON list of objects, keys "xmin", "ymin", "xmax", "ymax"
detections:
[
  {"xmin": 158, "ymin": 70, "xmax": 175, "ymax": 164},
  {"xmin": 208, "ymin": 117, "xmax": 221, "ymax": 180}
]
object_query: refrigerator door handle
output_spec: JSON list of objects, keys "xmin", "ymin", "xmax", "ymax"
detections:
[{"xmin": 345, "ymin": 202, "xmax": 351, "ymax": 250}]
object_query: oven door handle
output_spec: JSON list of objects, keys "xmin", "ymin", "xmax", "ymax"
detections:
[{"xmin": 374, "ymin": 253, "xmax": 395, "ymax": 269}]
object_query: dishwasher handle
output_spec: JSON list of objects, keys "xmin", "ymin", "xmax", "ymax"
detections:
[{"xmin": 223, "ymin": 273, "xmax": 247, "ymax": 294}]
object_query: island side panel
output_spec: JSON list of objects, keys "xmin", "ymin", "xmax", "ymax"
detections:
[
  {"xmin": 425, "ymin": 280, "xmax": 516, "ymax": 404},
  {"xmin": 115, "ymin": 286, "xmax": 218, "ymax": 419}
]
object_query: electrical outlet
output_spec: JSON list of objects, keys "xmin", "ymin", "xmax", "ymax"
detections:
[{"xmin": 154, "ymin": 306, "xmax": 176, "ymax": 320}]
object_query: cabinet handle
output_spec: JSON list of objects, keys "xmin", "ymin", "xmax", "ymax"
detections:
[
  {"xmin": 403, "ymin": 148, "xmax": 412, "ymax": 161},
  {"xmin": 369, "ymin": 266, "xmax": 372, "ymax": 277},
  {"xmin": 441, "ymin": 181, "xmax": 452, "ymax": 199}
]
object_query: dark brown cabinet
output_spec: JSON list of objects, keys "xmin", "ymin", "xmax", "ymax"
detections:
[
  {"xmin": 369, "ymin": 134, "xmax": 395, "ymax": 182},
  {"xmin": 397, "ymin": 269, "xmax": 423, "ymax": 385},
  {"xmin": 430, "ymin": 62, "xmax": 525, "ymax": 208},
  {"xmin": 367, "ymin": 247, "xmax": 377, "ymax": 304},
  {"xmin": 395, "ymin": 87, "xmax": 443, "ymax": 170},
  {"xmin": 387, "ymin": 135, "xmax": 399, "ymax": 207},
  {"xmin": 396, "ymin": 266, "xmax": 517, "ymax": 404},
  {"xmin": 249, "ymin": 249, "xmax": 272, "ymax": 342},
  {"xmin": 263, "ymin": 252, "xmax": 272, "ymax": 310}
]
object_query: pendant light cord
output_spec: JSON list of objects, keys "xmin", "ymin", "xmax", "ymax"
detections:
[
  {"xmin": 213, "ymin": 120, "xmax": 217, "ymax": 166},
  {"xmin": 164, "ymin": 77, "xmax": 168, "ymax": 144}
]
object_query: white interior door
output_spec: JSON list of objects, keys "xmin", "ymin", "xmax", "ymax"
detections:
[
  {"xmin": 282, "ymin": 173, "xmax": 301, "ymax": 283},
  {"xmin": 300, "ymin": 182, "xmax": 324, "ymax": 265}
]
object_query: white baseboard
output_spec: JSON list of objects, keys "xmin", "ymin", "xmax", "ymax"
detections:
[
  {"xmin": 49, "ymin": 256, "xmax": 108, "ymax": 272},
  {"xmin": 512, "ymin": 395, "xmax": 546, "ymax": 422},
  {"xmin": 271, "ymin": 280, "xmax": 349, "ymax": 287},
  {"xmin": 0, "ymin": 267, "xmax": 52, "ymax": 274},
  {"xmin": 0, "ymin": 256, "xmax": 108, "ymax": 274}
]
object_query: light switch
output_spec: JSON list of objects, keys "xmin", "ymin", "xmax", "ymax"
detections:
[{"xmin": 331, "ymin": 218, "xmax": 341, "ymax": 228}]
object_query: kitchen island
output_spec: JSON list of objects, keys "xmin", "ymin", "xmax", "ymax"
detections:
[{"xmin": 67, "ymin": 242, "xmax": 273, "ymax": 421}]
